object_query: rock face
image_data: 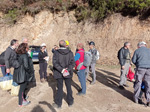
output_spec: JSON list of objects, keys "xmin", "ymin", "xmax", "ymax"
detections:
[{"xmin": 0, "ymin": 10, "xmax": 150, "ymax": 65}]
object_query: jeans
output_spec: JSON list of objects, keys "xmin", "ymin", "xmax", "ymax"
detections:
[
  {"xmin": 55, "ymin": 78, "xmax": 74, "ymax": 106},
  {"xmin": 77, "ymin": 69, "xmax": 86, "ymax": 94},
  {"xmin": 39, "ymin": 63, "xmax": 47, "ymax": 79},
  {"xmin": 1, "ymin": 66, "xmax": 6, "ymax": 76}
]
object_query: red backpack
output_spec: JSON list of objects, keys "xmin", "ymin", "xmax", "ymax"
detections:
[{"xmin": 127, "ymin": 67, "xmax": 135, "ymax": 82}]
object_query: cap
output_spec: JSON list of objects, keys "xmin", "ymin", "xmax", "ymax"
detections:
[
  {"xmin": 140, "ymin": 41, "xmax": 146, "ymax": 45},
  {"xmin": 41, "ymin": 43, "xmax": 46, "ymax": 47},
  {"xmin": 89, "ymin": 41, "xmax": 95, "ymax": 46},
  {"xmin": 137, "ymin": 41, "xmax": 146, "ymax": 47},
  {"xmin": 65, "ymin": 41, "xmax": 69, "ymax": 46}
]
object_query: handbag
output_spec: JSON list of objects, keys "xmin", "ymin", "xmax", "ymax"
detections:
[
  {"xmin": 127, "ymin": 67, "xmax": 135, "ymax": 81},
  {"xmin": 11, "ymin": 82, "xmax": 20, "ymax": 96},
  {"xmin": 0, "ymin": 73, "xmax": 13, "ymax": 90}
]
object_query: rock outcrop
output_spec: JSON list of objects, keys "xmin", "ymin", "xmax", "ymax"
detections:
[{"xmin": 0, "ymin": 10, "xmax": 150, "ymax": 65}]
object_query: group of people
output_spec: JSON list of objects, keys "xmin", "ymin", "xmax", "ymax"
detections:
[
  {"xmin": 0, "ymin": 38, "xmax": 100, "ymax": 108},
  {"xmin": 118, "ymin": 41, "xmax": 150, "ymax": 107},
  {"xmin": 52, "ymin": 40, "xmax": 99, "ymax": 108},
  {"xmin": 2, "ymin": 38, "xmax": 149, "ymax": 108},
  {"xmin": 0, "ymin": 38, "xmax": 35, "ymax": 106}
]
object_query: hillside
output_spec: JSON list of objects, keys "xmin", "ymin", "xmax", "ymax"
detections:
[{"xmin": 0, "ymin": 10, "xmax": 150, "ymax": 64}]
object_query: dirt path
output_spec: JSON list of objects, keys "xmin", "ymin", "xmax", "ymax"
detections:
[{"xmin": 0, "ymin": 64, "xmax": 150, "ymax": 112}]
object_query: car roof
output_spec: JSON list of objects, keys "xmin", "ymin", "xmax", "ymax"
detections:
[{"xmin": 29, "ymin": 45, "xmax": 40, "ymax": 48}]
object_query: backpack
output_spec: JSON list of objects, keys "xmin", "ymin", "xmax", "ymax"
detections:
[
  {"xmin": 77, "ymin": 51, "xmax": 92, "ymax": 70},
  {"xmin": 0, "ymin": 51, "xmax": 5, "ymax": 65},
  {"xmin": 83, "ymin": 51, "xmax": 92, "ymax": 66},
  {"xmin": 117, "ymin": 48, "xmax": 122, "ymax": 60},
  {"xmin": 95, "ymin": 50, "xmax": 100, "ymax": 60},
  {"xmin": 91, "ymin": 49, "xmax": 100, "ymax": 61}
]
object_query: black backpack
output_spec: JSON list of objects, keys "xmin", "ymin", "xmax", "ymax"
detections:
[
  {"xmin": 0, "ymin": 51, "xmax": 5, "ymax": 65},
  {"xmin": 117, "ymin": 48, "xmax": 122, "ymax": 60}
]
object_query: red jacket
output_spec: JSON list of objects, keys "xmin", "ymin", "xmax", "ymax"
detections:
[{"xmin": 75, "ymin": 49, "xmax": 86, "ymax": 70}]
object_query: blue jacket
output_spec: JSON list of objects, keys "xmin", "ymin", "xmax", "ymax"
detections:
[{"xmin": 132, "ymin": 47, "xmax": 150, "ymax": 68}]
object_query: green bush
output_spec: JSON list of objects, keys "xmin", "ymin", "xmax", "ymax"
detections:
[
  {"xmin": 1, "ymin": 0, "xmax": 150, "ymax": 24},
  {"xmin": 4, "ymin": 8, "xmax": 20, "ymax": 24}
]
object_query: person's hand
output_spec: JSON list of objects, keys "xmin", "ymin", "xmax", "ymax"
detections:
[
  {"xmin": 28, "ymin": 50, "xmax": 31, "ymax": 53},
  {"xmin": 44, "ymin": 57, "xmax": 48, "ymax": 60},
  {"xmin": 122, "ymin": 66, "xmax": 125, "ymax": 70},
  {"xmin": 6, "ymin": 69, "xmax": 10, "ymax": 73}
]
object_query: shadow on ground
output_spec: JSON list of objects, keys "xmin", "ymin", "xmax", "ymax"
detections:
[
  {"xmin": 88, "ymin": 68, "xmax": 133, "ymax": 102},
  {"xmin": 31, "ymin": 105, "xmax": 45, "ymax": 112},
  {"xmin": 39, "ymin": 101, "xmax": 57, "ymax": 112},
  {"xmin": 47, "ymin": 73, "xmax": 80, "ymax": 105}
]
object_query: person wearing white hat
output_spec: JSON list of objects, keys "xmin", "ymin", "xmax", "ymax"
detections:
[
  {"xmin": 132, "ymin": 41, "xmax": 150, "ymax": 106},
  {"xmin": 41, "ymin": 43, "xmax": 46, "ymax": 47},
  {"xmin": 38, "ymin": 43, "xmax": 49, "ymax": 83}
]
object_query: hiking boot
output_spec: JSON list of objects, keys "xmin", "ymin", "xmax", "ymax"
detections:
[
  {"xmin": 119, "ymin": 85, "xmax": 125, "ymax": 90},
  {"xmin": 44, "ymin": 78, "xmax": 47, "ymax": 82},
  {"xmin": 53, "ymin": 103, "xmax": 61, "ymax": 109},
  {"xmin": 76, "ymin": 92, "xmax": 86, "ymax": 96},
  {"xmin": 68, "ymin": 102, "xmax": 74, "ymax": 107},
  {"xmin": 22, "ymin": 101, "xmax": 30, "ymax": 106},
  {"xmin": 90, "ymin": 81, "xmax": 96, "ymax": 85},
  {"xmin": 123, "ymin": 84, "xmax": 129, "ymax": 87},
  {"xmin": 133, "ymin": 97, "xmax": 138, "ymax": 104},
  {"xmin": 40, "ymin": 78, "xmax": 45, "ymax": 83},
  {"xmin": 25, "ymin": 96, "xmax": 29, "ymax": 100},
  {"xmin": 146, "ymin": 102, "xmax": 150, "ymax": 107},
  {"xmin": 138, "ymin": 99, "xmax": 144, "ymax": 105}
]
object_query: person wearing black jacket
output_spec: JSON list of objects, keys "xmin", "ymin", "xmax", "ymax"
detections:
[
  {"xmin": 4, "ymin": 39, "xmax": 20, "ymax": 74},
  {"xmin": 13, "ymin": 43, "xmax": 33, "ymax": 106},
  {"xmin": 118, "ymin": 42, "xmax": 131, "ymax": 89},
  {"xmin": 52, "ymin": 40, "xmax": 75, "ymax": 109},
  {"xmin": 52, "ymin": 45, "xmax": 59, "ymax": 53},
  {"xmin": 38, "ymin": 43, "xmax": 48, "ymax": 83}
]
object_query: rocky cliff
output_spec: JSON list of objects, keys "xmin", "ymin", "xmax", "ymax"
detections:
[{"xmin": 0, "ymin": 10, "xmax": 150, "ymax": 65}]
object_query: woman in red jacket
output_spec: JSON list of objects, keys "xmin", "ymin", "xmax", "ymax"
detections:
[{"xmin": 75, "ymin": 43, "xmax": 86, "ymax": 95}]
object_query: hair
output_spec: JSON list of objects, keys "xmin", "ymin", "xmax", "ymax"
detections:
[
  {"xmin": 54, "ymin": 45, "xmax": 58, "ymax": 47},
  {"xmin": 54, "ymin": 45, "xmax": 58, "ymax": 48},
  {"xmin": 77, "ymin": 43, "xmax": 84, "ymax": 49},
  {"xmin": 59, "ymin": 40, "xmax": 66, "ymax": 47},
  {"xmin": 124, "ymin": 42, "xmax": 130, "ymax": 47},
  {"xmin": 22, "ymin": 38, "xmax": 28, "ymax": 43},
  {"xmin": 16, "ymin": 43, "xmax": 28, "ymax": 54},
  {"xmin": 137, "ymin": 42, "xmax": 146, "ymax": 48},
  {"xmin": 10, "ymin": 39, "xmax": 18, "ymax": 46}
]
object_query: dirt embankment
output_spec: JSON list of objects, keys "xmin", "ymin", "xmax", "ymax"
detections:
[{"xmin": 0, "ymin": 10, "xmax": 150, "ymax": 64}]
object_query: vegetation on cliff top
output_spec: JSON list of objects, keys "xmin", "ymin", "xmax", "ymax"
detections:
[{"xmin": 0, "ymin": 0, "xmax": 150, "ymax": 24}]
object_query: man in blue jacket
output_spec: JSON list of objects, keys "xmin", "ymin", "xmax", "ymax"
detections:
[{"xmin": 132, "ymin": 41, "xmax": 150, "ymax": 106}]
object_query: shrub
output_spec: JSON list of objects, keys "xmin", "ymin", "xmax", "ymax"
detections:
[{"xmin": 1, "ymin": 0, "xmax": 150, "ymax": 24}]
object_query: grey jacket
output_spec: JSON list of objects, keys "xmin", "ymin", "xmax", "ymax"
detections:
[
  {"xmin": 118, "ymin": 47, "xmax": 131, "ymax": 66},
  {"xmin": 89, "ymin": 48, "xmax": 98, "ymax": 64},
  {"xmin": 132, "ymin": 47, "xmax": 150, "ymax": 68},
  {"xmin": 4, "ymin": 46, "xmax": 20, "ymax": 69}
]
